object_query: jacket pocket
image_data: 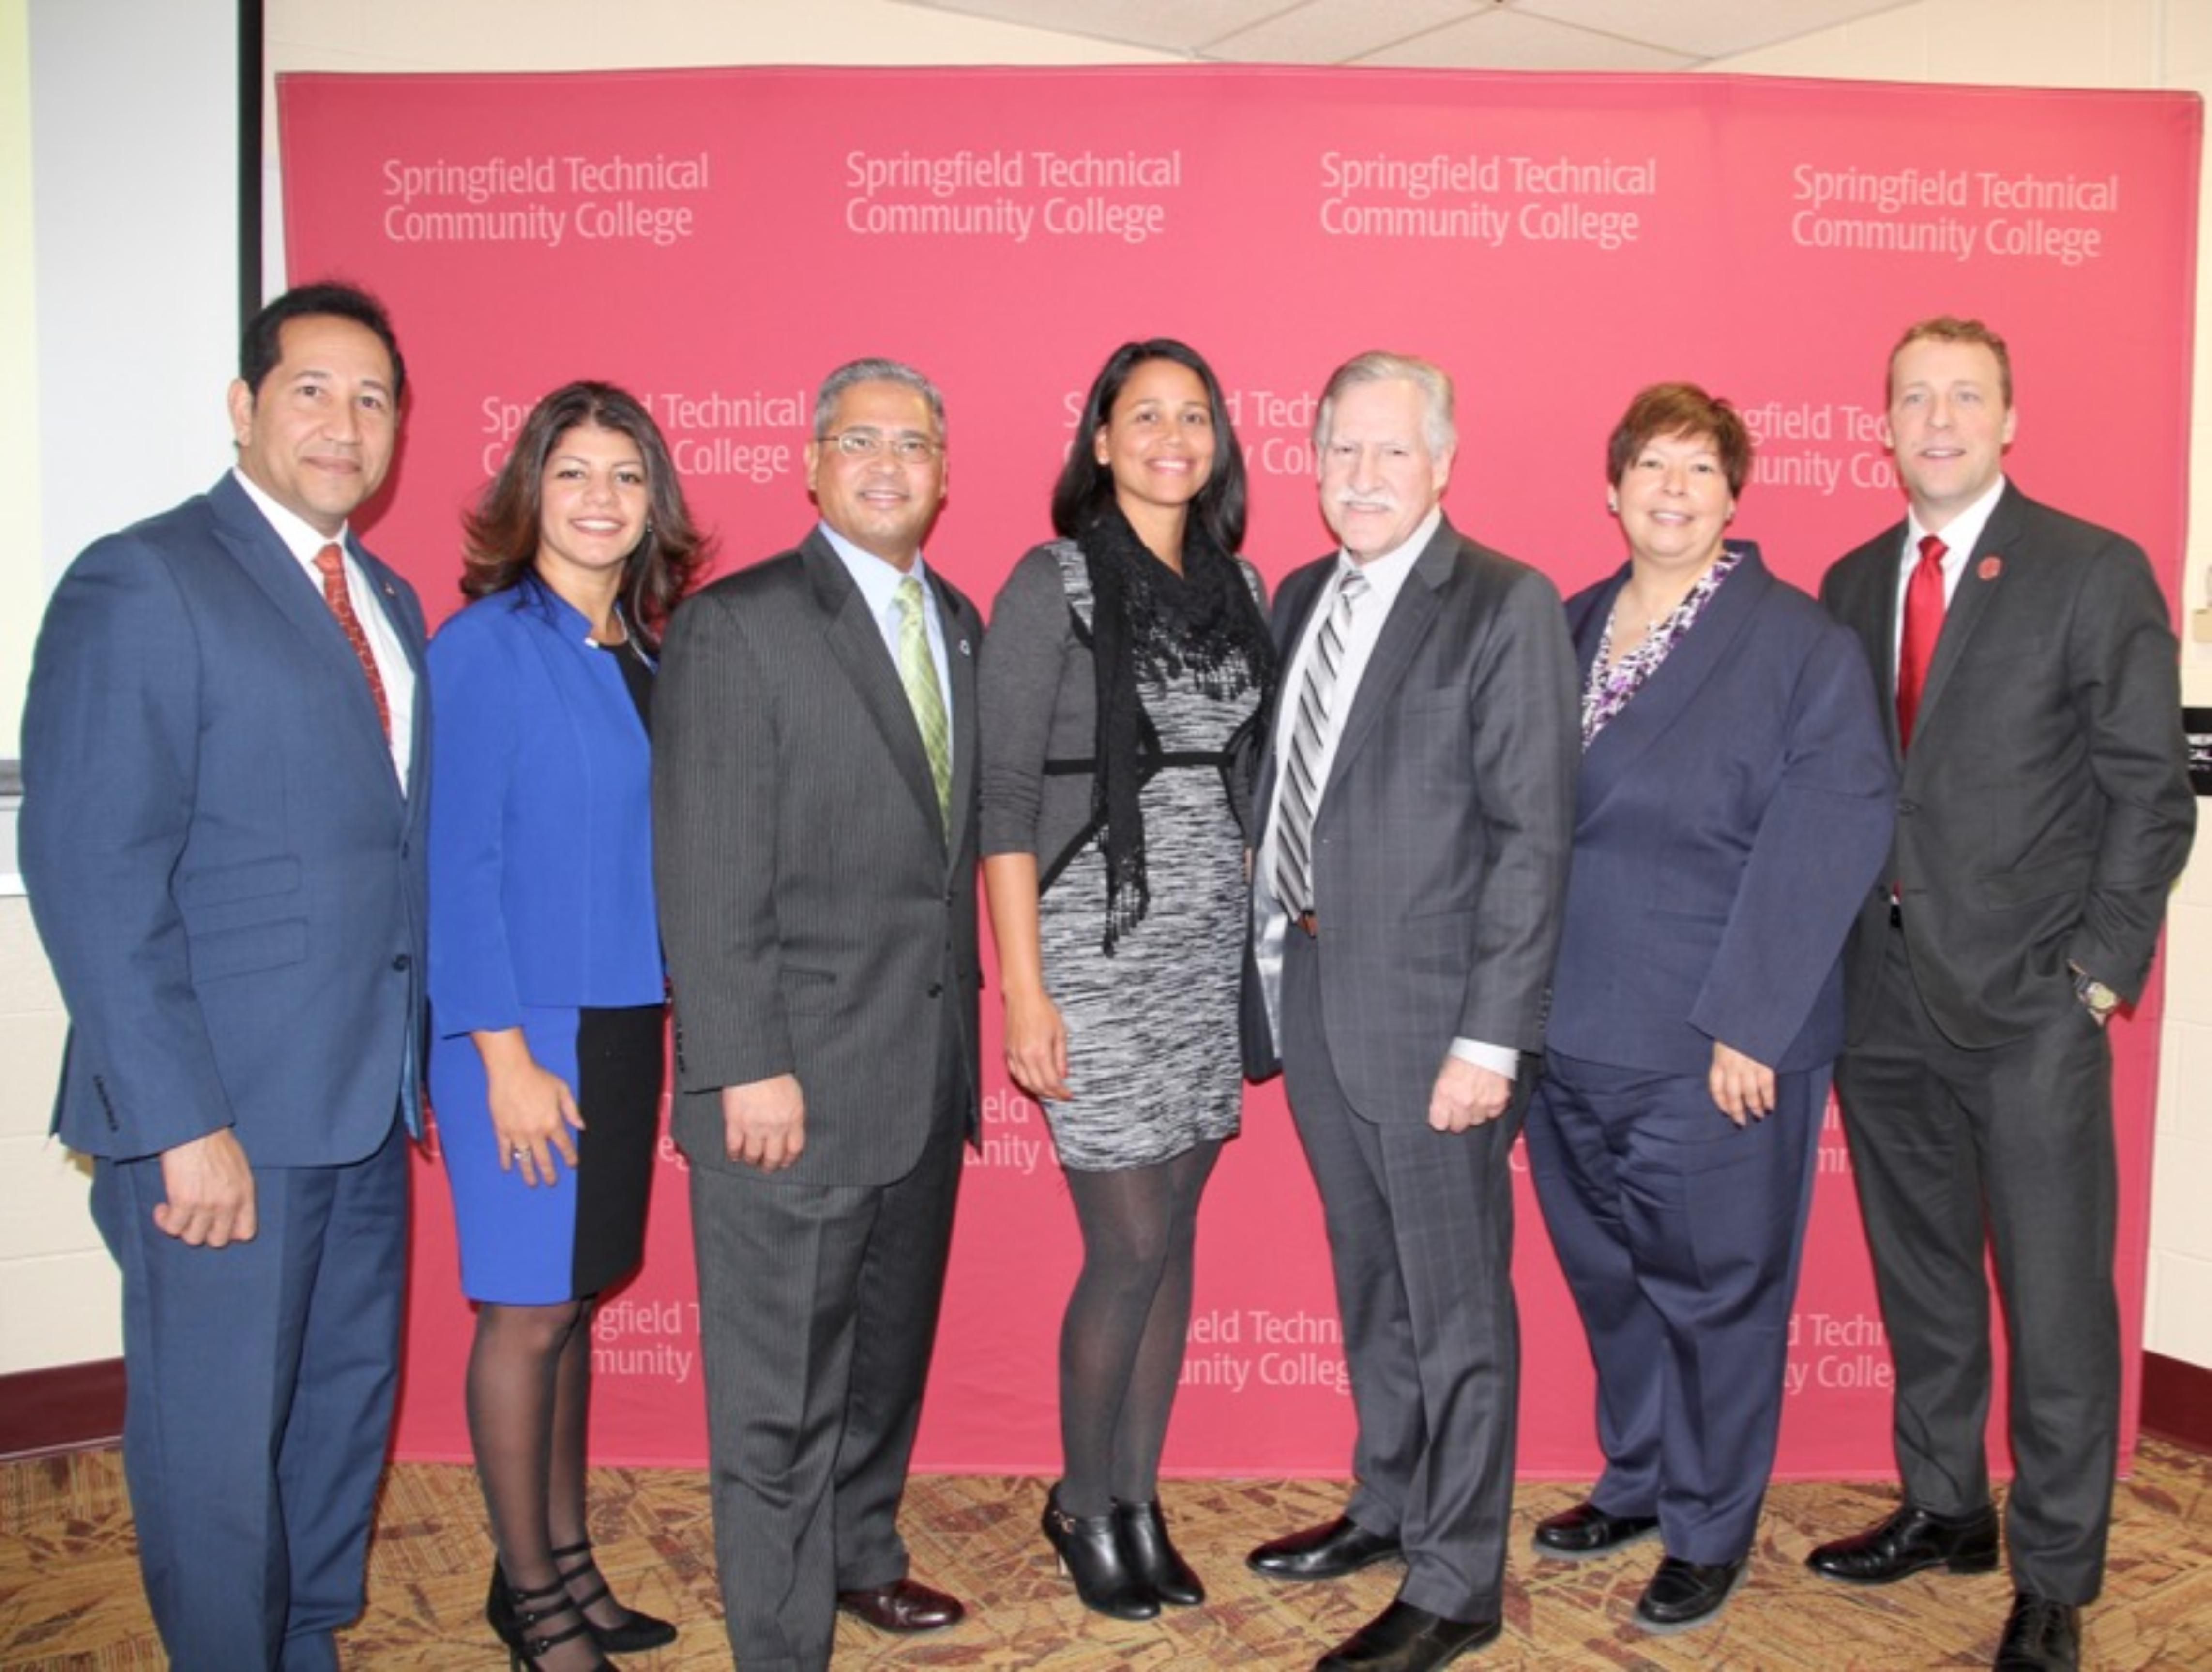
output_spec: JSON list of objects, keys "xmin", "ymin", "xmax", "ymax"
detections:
[{"xmin": 188, "ymin": 918, "xmax": 309, "ymax": 980}]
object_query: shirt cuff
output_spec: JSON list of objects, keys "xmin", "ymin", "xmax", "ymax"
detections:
[{"xmin": 1448, "ymin": 1037, "xmax": 1519, "ymax": 1080}]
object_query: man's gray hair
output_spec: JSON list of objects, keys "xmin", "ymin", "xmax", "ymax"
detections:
[
  {"xmin": 1312, "ymin": 351, "xmax": 1456, "ymax": 456},
  {"xmin": 812, "ymin": 357, "xmax": 947, "ymax": 440}
]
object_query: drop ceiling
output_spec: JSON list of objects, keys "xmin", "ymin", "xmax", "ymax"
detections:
[{"xmin": 888, "ymin": 0, "xmax": 1915, "ymax": 71}]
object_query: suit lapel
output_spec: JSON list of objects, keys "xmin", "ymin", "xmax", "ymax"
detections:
[
  {"xmin": 1836, "ymin": 523, "xmax": 1907, "ymax": 759},
  {"xmin": 209, "ymin": 476, "xmax": 400, "ymax": 783},
  {"xmin": 1252, "ymin": 561, "xmax": 1330, "ymax": 845},
  {"xmin": 1578, "ymin": 548, "xmax": 1772, "ymax": 818},
  {"xmin": 932, "ymin": 570, "xmax": 978, "ymax": 866},
  {"xmin": 1911, "ymin": 486, "xmax": 2019, "ymax": 742},
  {"xmin": 802, "ymin": 531, "xmax": 944, "ymax": 849},
  {"xmin": 1324, "ymin": 519, "xmax": 1451, "ymax": 798}
]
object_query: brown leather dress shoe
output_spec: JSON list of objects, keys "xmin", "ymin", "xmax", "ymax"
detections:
[
  {"xmin": 1805, "ymin": 1502, "xmax": 1999, "ymax": 1585},
  {"xmin": 1994, "ymin": 1592, "xmax": 2080, "ymax": 1671},
  {"xmin": 834, "ymin": 1578, "xmax": 966, "ymax": 1633}
]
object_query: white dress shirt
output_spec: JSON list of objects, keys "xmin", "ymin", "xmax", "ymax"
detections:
[
  {"xmin": 1891, "ymin": 473, "xmax": 2007, "ymax": 670},
  {"xmin": 1260, "ymin": 506, "xmax": 1517, "ymax": 1080},
  {"xmin": 820, "ymin": 521, "xmax": 955, "ymax": 767},
  {"xmin": 233, "ymin": 468, "xmax": 415, "ymax": 789}
]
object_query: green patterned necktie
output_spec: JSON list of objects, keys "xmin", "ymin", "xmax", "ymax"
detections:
[{"xmin": 894, "ymin": 574, "xmax": 952, "ymax": 832}]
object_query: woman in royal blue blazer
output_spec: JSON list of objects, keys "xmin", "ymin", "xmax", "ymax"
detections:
[
  {"xmin": 429, "ymin": 382, "xmax": 709, "ymax": 1671},
  {"xmin": 1524, "ymin": 385, "xmax": 1894, "ymax": 1637}
]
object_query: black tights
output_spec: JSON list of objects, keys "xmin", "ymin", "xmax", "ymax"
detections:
[
  {"xmin": 467, "ymin": 1296, "xmax": 621, "ymax": 1665},
  {"xmin": 1056, "ymin": 1140, "xmax": 1221, "ymax": 1517}
]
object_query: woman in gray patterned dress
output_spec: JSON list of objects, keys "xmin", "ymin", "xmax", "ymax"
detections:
[{"xmin": 980, "ymin": 340, "xmax": 1274, "ymax": 1621}]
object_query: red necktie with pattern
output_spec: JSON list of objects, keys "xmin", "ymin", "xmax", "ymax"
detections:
[
  {"xmin": 1895, "ymin": 533, "xmax": 1946, "ymax": 753},
  {"xmin": 314, "ymin": 542, "xmax": 391, "ymax": 739}
]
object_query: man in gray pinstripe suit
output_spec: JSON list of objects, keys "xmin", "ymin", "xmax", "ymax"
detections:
[
  {"xmin": 1242, "ymin": 352, "xmax": 1579, "ymax": 1672},
  {"xmin": 654, "ymin": 359, "xmax": 983, "ymax": 1671}
]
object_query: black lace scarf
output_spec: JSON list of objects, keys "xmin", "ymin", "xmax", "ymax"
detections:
[{"xmin": 1081, "ymin": 502, "xmax": 1275, "ymax": 951}]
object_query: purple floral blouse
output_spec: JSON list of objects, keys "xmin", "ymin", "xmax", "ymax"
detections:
[{"xmin": 1580, "ymin": 542, "xmax": 1745, "ymax": 751}]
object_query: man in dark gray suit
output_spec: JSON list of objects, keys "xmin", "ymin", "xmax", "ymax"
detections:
[
  {"xmin": 654, "ymin": 358, "xmax": 982, "ymax": 1672},
  {"xmin": 1242, "ymin": 351, "xmax": 1579, "ymax": 1672},
  {"xmin": 1811, "ymin": 318, "xmax": 2193, "ymax": 1672}
]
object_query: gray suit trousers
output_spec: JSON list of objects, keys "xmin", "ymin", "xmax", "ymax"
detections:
[
  {"xmin": 689, "ymin": 1019, "xmax": 967, "ymax": 1671},
  {"xmin": 1281, "ymin": 929, "xmax": 1520, "ymax": 1621},
  {"xmin": 1836, "ymin": 920, "xmax": 2118, "ymax": 1604}
]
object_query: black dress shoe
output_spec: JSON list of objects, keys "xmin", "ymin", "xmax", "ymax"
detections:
[
  {"xmin": 1315, "ymin": 1599, "xmax": 1501, "ymax": 1671},
  {"xmin": 1994, "ymin": 1591, "xmax": 2081, "ymax": 1671},
  {"xmin": 1248, "ymin": 1516, "xmax": 1403, "ymax": 1581},
  {"xmin": 1532, "ymin": 1499, "xmax": 1661, "ymax": 1561},
  {"xmin": 1806, "ymin": 1502, "xmax": 1999, "ymax": 1584},
  {"xmin": 1113, "ymin": 1498, "xmax": 1204, "ymax": 1605},
  {"xmin": 1633, "ymin": 1554, "xmax": 1747, "ymax": 1634},
  {"xmin": 834, "ymin": 1578, "xmax": 966, "ymax": 1633},
  {"xmin": 1042, "ymin": 1485, "xmax": 1159, "ymax": 1621}
]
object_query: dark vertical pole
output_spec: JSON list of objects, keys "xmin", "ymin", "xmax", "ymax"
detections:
[{"xmin": 238, "ymin": 0, "xmax": 265, "ymax": 331}]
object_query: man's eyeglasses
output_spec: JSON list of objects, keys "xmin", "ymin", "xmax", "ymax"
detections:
[{"xmin": 821, "ymin": 429, "xmax": 942, "ymax": 463}]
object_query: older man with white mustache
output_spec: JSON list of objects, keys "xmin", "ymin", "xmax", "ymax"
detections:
[{"xmin": 1241, "ymin": 351, "xmax": 1579, "ymax": 1672}]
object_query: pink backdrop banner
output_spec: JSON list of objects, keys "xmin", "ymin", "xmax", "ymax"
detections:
[{"xmin": 279, "ymin": 65, "xmax": 2198, "ymax": 1480}]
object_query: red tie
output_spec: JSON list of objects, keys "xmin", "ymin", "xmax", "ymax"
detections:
[
  {"xmin": 1896, "ymin": 533, "xmax": 1946, "ymax": 752},
  {"xmin": 314, "ymin": 542, "xmax": 391, "ymax": 739}
]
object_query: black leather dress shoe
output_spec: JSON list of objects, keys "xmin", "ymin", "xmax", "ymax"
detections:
[
  {"xmin": 1315, "ymin": 1599, "xmax": 1501, "ymax": 1671},
  {"xmin": 1247, "ymin": 1516, "xmax": 1403, "ymax": 1581},
  {"xmin": 834, "ymin": 1578, "xmax": 965, "ymax": 1633},
  {"xmin": 1805, "ymin": 1502, "xmax": 1999, "ymax": 1585},
  {"xmin": 1531, "ymin": 1499, "xmax": 1661, "ymax": 1561},
  {"xmin": 1994, "ymin": 1592, "xmax": 2080, "ymax": 1670},
  {"xmin": 1633, "ymin": 1554, "xmax": 1747, "ymax": 1633}
]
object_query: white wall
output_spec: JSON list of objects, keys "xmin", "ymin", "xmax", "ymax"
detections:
[{"xmin": 8, "ymin": 0, "xmax": 2209, "ymax": 1379}]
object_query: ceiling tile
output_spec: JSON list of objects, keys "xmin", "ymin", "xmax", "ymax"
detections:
[
  {"xmin": 896, "ymin": 0, "xmax": 1292, "ymax": 55},
  {"xmin": 1496, "ymin": 0, "xmax": 1910, "ymax": 61},
  {"xmin": 1356, "ymin": 9, "xmax": 1694, "ymax": 70},
  {"xmin": 1207, "ymin": 0, "xmax": 1485, "ymax": 64}
]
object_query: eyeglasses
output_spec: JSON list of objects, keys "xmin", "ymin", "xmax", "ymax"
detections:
[{"xmin": 821, "ymin": 428, "xmax": 942, "ymax": 463}]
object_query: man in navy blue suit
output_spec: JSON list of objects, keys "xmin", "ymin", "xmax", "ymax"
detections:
[{"xmin": 22, "ymin": 283, "xmax": 429, "ymax": 1672}]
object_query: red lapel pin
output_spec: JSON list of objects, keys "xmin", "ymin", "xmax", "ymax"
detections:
[{"xmin": 1977, "ymin": 556, "xmax": 2002, "ymax": 581}]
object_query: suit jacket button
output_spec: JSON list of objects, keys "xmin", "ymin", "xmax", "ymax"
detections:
[
  {"xmin": 391, "ymin": 953, "xmax": 411, "ymax": 971},
  {"xmin": 1898, "ymin": 799, "xmax": 1918, "ymax": 815},
  {"xmin": 927, "ymin": 981, "xmax": 943, "ymax": 998}
]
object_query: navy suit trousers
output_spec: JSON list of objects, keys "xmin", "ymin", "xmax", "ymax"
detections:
[
  {"xmin": 1527, "ymin": 1051, "xmax": 1823, "ymax": 1564},
  {"xmin": 90, "ymin": 1120, "xmax": 408, "ymax": 1672}
]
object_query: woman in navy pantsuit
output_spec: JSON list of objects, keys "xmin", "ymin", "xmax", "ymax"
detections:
[
  {"xmin": 1524, "ymin": 385, "xmax": 1894, "ymax": 1636},
  {"xmin": 429, "ymin": 382, "xmax": 709, "ymax": 1671}
]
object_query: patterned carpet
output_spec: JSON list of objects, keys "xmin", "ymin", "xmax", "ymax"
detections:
[{"xmin": 4, "ymin": 1444, "xmax": 2209, "ymax": 1669}]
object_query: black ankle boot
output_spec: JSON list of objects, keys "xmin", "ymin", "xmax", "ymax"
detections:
[
  {"xmin": 1042, "ymin": 1484, "xmax": 1159, "ymax": 1620},
  {"xmin": 1113, "ymin": 1498, "xmax": 1205, "ymax": 1605}
]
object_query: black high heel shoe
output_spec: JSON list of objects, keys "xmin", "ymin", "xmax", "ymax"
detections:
[
  {"xmin": 551, "ymin": 1540, "xmax": 679, "ymax": 1652},
  {"xmin": 496, "ymin": 1575, "xmax": 613, "ymax": 1671},
  {"xmin": 1113, "ymin": 1498, "xmax": 1205, "ymax": 1606},
  {"xmin": 1042, "ymin": 1484, "xmax": 1159, "ymax": 1621}
]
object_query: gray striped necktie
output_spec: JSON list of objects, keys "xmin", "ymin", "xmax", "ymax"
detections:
[{"xmin": 1275, "ymin": 568, "xmax": 1368, "ymax": 916}]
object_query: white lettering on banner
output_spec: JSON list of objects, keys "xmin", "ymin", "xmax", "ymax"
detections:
[
  {"xmin": 1319, "ymin": 151, "xmax": 1656, "ymax": 250},
  {"xmin": 1783, "ymin": 1310, "xmax": 1894, "ymax": 1398},
  {"xmin": 1179, "ymin": 1308, "xmax": 1351, "ymax": 1397},
  {"xmin": 591, "ymin": 1297, "xmax": 699, "ymax": 1385},
  {"xmin": 1788, "ymin": 162, "xmax": 2120, "ymax": 267},
  {"xmin": 377, "ymin": 151, "xmax": 710, "ymax": 248},
  {"xmin": 843, "ymin": 148, "xmax": 1182, "ymax": 244},
  {"xmin": 477, "ymin": 387, "xmax": 808, "ymax": 481}
]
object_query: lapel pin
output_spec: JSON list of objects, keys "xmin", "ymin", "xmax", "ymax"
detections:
[
  {"xmin": 1977, "ymin": 556, "xmax": 2003, "ymax": 581},
  {"xmin": 958, "ymin": 638, "xmax": 972, "ymax": 656}
]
